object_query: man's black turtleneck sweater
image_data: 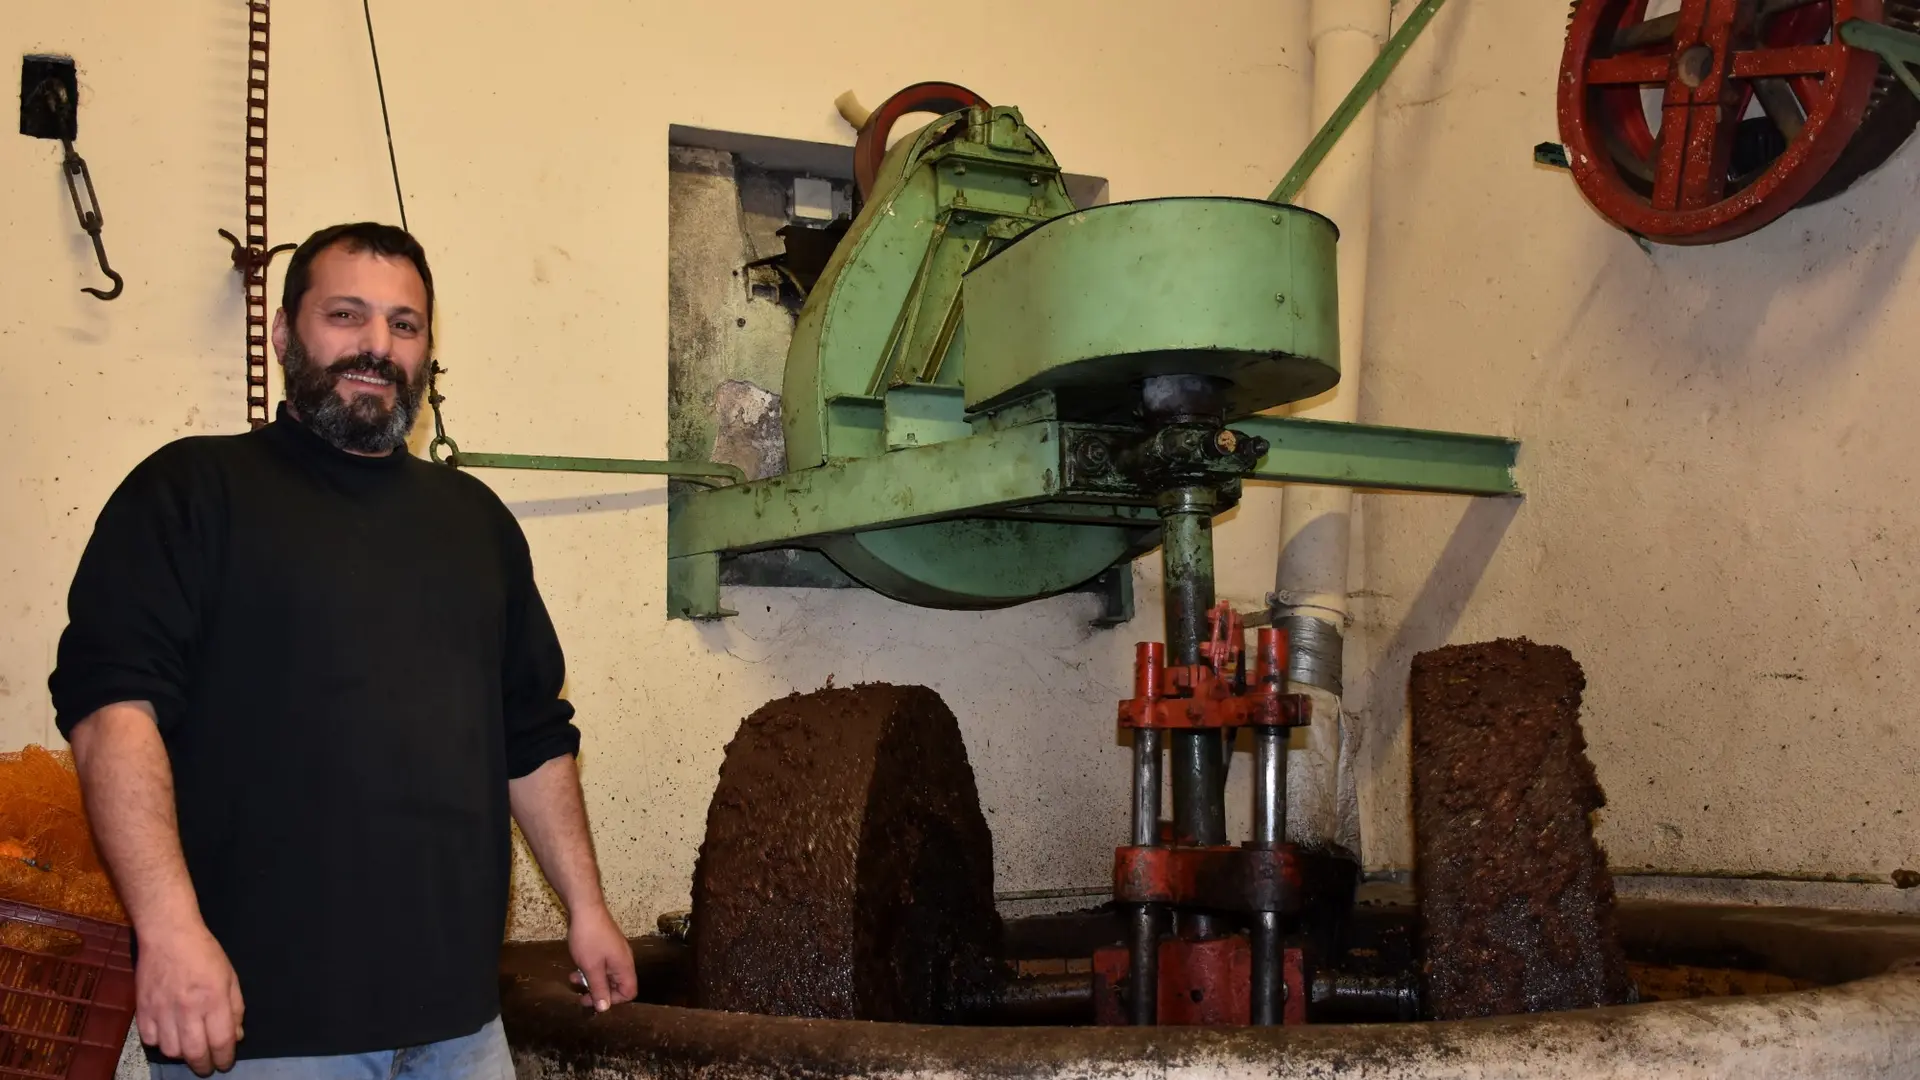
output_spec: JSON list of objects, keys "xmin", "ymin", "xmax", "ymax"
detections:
[{"xmin": 49, "ymin": 404, "xmax": 580, "ymax": 1060}]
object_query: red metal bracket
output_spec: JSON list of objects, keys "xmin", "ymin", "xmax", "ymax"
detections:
[
  {"xmin": 1114, "ymin": 842, "xmax": 1358, "ymax": 916},
  {"xmin": 1118, "ymin": 619, "xmax": 1312, "ymax": 730},
  {"xmin": 1091, "ymin": 938, "xmax": 1308, "ymax": 1026},
  {"xmin": 1113, "ymin": 845, "xmax": 1310, "ymax": 913}
]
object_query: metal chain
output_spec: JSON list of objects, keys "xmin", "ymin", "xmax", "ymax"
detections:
[{"xmin": 219, "ymin": 1, "xmax": 295, "ymax": 430}]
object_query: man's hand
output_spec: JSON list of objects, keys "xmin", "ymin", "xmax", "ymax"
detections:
[
  {"xmin": 509, "ymin": 755, "xmax": 635, "ymax": 1012},
  {"xmin": 135, "ymin": 923, "xmax": 244, "ymax": 1077},
  {"xmin": 68, "ymin": 703, "xmax": 240, "ymax": 1074},
  {"xmin": 567, "ymin": 902, "xmax": 636, "ymax": 1012}
]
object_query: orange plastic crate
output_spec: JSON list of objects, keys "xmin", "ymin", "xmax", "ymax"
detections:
[{"xmin": 0, "ymin": 898, "xmax": 133, "ymax": 1080}]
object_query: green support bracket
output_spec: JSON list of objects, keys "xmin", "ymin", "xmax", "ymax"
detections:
[
  {"xmin": 1270, "ymin": 0, "xmax": 1454, "ymax": 204},
  {"xmin": 668, "ymin": 553, "xmax": 735, "ymax": 620},
  {"xmin": 1840, "ymin": 18, "xmax": 1920, "ymax": 103},
  {"xmin": 449, "ymin": 451, "xmax": 745, "ymax": 487},
  {"xmin": 1088, "ymin": 565, "xmax": 1137, "ymax": 628},
  {"xmin": 1238, "ymin": 415, "xmax": 1519, "ymax": 496}
]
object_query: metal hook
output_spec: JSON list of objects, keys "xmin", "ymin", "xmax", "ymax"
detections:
[
  {"xmin": 39, "ymin": 82, "xmax": 122, "ymax": 301},
  {"xmin": 63, "ymin": 146, "xmax": 121, "ymax": 300},
  {"xmin": 217, "ymin": 230, "xmax": 297, "ymax": 276}
]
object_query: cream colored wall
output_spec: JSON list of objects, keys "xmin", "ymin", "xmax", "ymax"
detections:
[
  {"xmin": 1351, "ymin": 0, "xmax": 1920, "ymax": 881},
  {"xmin": 0, "ymin": 1, "xmax": 1316, "ymax": 937}
]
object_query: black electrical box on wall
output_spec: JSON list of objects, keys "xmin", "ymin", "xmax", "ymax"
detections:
[{"xmin": 19, "ymin": 54, "xmax": 78, "ymax": 140}]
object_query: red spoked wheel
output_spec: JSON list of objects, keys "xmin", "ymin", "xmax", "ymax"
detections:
[
  {"xmin": 1559, "ymin": 0, "xmax": 1885, "ymax": 244},
  {"xmin": 853, "ymin": 81, "xmax": 989, "ymax": 202}
]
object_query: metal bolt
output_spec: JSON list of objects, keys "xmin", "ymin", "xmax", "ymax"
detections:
[
  {"xmin": 1075, "ymin": 439, "xmax": 1111, "ymax": 470},
  {"xmin": 1274, "ymin": 293, "xmax": 1286, "ymax": 304},
  {"xmin": 1678, "ymin": 45, "xmax": 1714, "ymax": 88},
  {"xmin": 954, "ymin": 163, "xmax": 968, "ymax": 176},
  {"xmin": 1272, "ymin": 213, "xmax": 1284, "ymax": 224},
  {"xmin": 1213, "ymin": 430, "xmax": 1240, "ymax": 456},
  {"xmin": 1028, "ymin": 174, "xmax": 1041, "ymax": 186}
]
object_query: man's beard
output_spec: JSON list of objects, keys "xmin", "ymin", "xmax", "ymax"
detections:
[{"xmin": 281, "ymin": 332, "xmax": 428, "ymax": 455}]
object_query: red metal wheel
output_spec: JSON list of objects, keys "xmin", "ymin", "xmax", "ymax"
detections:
[
  {"xmin": 1559, "ymin": 0, "xmax": 1885, "ymax": 244},
  {"xmin": 853, "ymin": 81, "xmax": 989, "ymax": 201}
]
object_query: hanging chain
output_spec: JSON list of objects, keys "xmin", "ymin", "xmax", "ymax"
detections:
[
  {"xmin": 426, "ymin": 361, "xmax": 458, "ymax": 464},
  {"xmin": 219, "ymin": 1, "xmax": 295, "ymax": 430}
]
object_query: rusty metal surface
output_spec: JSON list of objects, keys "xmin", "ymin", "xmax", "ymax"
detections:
[
  {"xmin": 1157, "ymin": 937, "xmax": 1251, "ymax": 1026},
  {"xmin": 1410, "ymin": 639, "xmax": 1635, "ymax": 1020},
  {"xmin": 1090, "ymin": 939, "xmax": 1254, "ymax": 1026},
  {"xmin": 1558, "ymin": 0, "xmax": 1883, "ymax": 243},
  {"xmin": 690, "ymin": 684, "xmax": 1000, "ymax": 1022},
  {"xmin": 964, "ymin": 972, "xmax": 1093, "ymax": 1026}
]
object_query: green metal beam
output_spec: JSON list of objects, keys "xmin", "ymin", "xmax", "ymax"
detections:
[
  {"xmin": 1269, "ymin": 0, "xmax": 1453, "ymax": 204},
  {"xmin": 668, "ymin": 421, "xmax": 1068, "ymax": 558},
  {"xmin": 1238, "ymin": 415, "xmax": 1519, "ymax": 496},
  {"xmin": 450, "ymin": 451, "xmax": 745, "ymax": 487},
  {"xmin": 668, "ymin": 414, "xmax": 1517, "ymax": 564},
  {"xmin": 1840, "ymin": 19, "xmax": 1920, "ymax": 102}
]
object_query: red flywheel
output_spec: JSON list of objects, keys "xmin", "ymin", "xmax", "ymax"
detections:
[{"xmin": 1559, "ymin": 0, "xmax": 1885, "ymax": 244}]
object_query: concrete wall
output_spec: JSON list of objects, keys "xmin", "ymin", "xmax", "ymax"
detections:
[
  {"xmin": 1351, "ymin": 0, "xmax": 1920, "ymax": 884},
  {"xmin": 0, "ymin": 1, "xmax": 1315, "ymax": 937}
]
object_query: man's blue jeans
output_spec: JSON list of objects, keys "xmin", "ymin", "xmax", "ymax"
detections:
[{"xmin": 149, "ymin": 1017, "xmax": 513, "ymax": 1079}]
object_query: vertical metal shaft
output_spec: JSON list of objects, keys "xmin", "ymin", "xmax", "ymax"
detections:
[
  {"xmin": 1252, "ymin": 727, "xmax": 1287, "ymax": 846},
  {"xmin": 1128, "ymin": 724, "xmax": 1162, "ymax": 1026},
  {"xmin": 1127, "ymin": 900, "xmax": 1160, "ymax": 1026},
  {"xmin": 1160, "ymin": 495, "xmax": 1215, "ymax": 669},
  {"xmin": 1250, "ymin": 725, "xmax": 1288, "ymax": 1024},
  {"xmin": 1250, "ymin": 911, "xmax": 1283, "ymax": 1025},
  {"xmin": 1160, "ymin": 487, "xmax": 1226, "ymax": 940},
  {"xmin": 1132, "ymin": 728, "xmax": 1163, "ymax": 847}
]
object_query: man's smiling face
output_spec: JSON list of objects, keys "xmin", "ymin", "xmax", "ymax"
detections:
[{"xmin": 272, "ymin": 242, "xmax": 432, "ymax": 455}]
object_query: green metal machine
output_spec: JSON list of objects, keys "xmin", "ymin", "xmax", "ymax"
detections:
[{"xmin": 660, "ymin": 92, "xmax": 1516, "ymax": 617}]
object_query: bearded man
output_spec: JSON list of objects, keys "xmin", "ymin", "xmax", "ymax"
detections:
[{"xmin": 49, "ymin": 222, "xmax": 636, "ymax": 1078}]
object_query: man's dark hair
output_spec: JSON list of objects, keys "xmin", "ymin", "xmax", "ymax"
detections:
[{"xmin": 281, "ymin": 222, "xmax": 434, "ymax": 339}]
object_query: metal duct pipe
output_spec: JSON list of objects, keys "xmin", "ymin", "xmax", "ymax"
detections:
[{"xmin": 1272, "ymin": 0, "xmax": 1391, "ymax": 849}]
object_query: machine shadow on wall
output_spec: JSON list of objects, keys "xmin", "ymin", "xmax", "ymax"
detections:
[{"xmin": 1348, "ymin": 496, "xmax": 1519, "ymax": 805}]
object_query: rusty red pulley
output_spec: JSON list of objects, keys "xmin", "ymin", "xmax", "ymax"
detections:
[
  {"xmin": 1558, "ymin": 0, "xmax": 1885, "ymax": 244},
  {"xmin": 853, "ymin": 82, "xmax": 989, "ymax": 201}
]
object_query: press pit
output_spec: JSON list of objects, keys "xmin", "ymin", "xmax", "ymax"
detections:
[{"xmin": 501, "ymin": 901, "xmax": 1920, "ymax": 1079}]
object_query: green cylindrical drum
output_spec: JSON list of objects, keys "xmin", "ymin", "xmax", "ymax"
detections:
[{"xmin": 962, "ymin": 197, "xmax": 1341, "ymax": 421}]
